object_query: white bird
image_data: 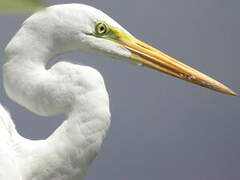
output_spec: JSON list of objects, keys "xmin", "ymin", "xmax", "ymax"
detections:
[{"xmin": 0, "ymin": 4, "xmax": 236, "ymax": 180}]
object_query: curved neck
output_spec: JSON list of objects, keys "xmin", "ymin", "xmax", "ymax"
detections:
[
  {"xmin": 5, "ymin": 25, "xmax": 57, "ymax": 66},
  {"xmin": 3, "ymin": 19, "xmax": 111, "ymax": 180},
  {"xmin": 4, "ymin": 21, "xmax": 80, "ymax": 115},
  {"xmin": 23, "ymin": 99, "xmax": 110, "ymax": 180}
]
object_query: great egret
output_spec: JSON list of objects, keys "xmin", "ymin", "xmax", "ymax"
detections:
[{"xmin": 0, "ymin": 4, "xmax": 236, "ymax": 180}]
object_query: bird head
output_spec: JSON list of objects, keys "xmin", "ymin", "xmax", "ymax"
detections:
[{"xmin": 28, "ymin": 4, "xmax": 237, "ymax": 95}]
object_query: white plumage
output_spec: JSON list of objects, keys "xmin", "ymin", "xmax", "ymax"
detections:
[
  {"xmin": 0, "ymin": 104, "xmax": 21, "ymax": 180},
  {"xmin": 1, "ymin": 4, "xmax": 116, "ymax": 180},
  {"xmin": 0, "ymin": 3, "xmax": 235, "ymax": 180}
]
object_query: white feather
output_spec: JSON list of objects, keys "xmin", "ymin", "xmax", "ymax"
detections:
[{"xmin": 0, "ymin": 4, "xmax": 132, "ymax": 180}]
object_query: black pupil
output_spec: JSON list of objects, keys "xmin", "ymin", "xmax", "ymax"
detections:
[{"xmin": 100, "ymin": 25, "xmax": 105, "ymax": 32}]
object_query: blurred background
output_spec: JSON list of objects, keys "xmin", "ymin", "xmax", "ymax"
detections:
[{"xmin": 0, "ymin": 0, "xmax": 239, "ymax": 180}]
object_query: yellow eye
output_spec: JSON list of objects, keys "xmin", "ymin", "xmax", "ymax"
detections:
[{"xmin": 95, "ymin": 22, "xmax": 109, "ymax": 35}]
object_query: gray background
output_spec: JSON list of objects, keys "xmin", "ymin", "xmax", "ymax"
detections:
[{"xmin": 0, "ymin": 0, "xmax": 240, "ymax": 180}]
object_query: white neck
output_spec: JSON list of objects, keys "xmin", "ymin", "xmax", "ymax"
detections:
[{"xmin": 3, "ymin": 16, "xmax": 111, "ymax": 180}]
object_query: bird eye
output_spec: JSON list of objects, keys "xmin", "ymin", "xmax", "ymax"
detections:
[{"xmin": 95, "ymin": 22, "xmax": 109, "ymax": 35}]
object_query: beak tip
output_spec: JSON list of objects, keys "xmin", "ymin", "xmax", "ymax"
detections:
[
  {"xmin": 228, "ymin": 90, "xmax": 238, "ymax": 96},
  {"xmin": 220, "ymin": 87, "xmax": 238, "ymax": 96}
]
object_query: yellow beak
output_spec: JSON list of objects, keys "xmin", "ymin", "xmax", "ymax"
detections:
[{"xmin": 119, "ymin": 35, "xmax": 236, "ymax": 96}]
